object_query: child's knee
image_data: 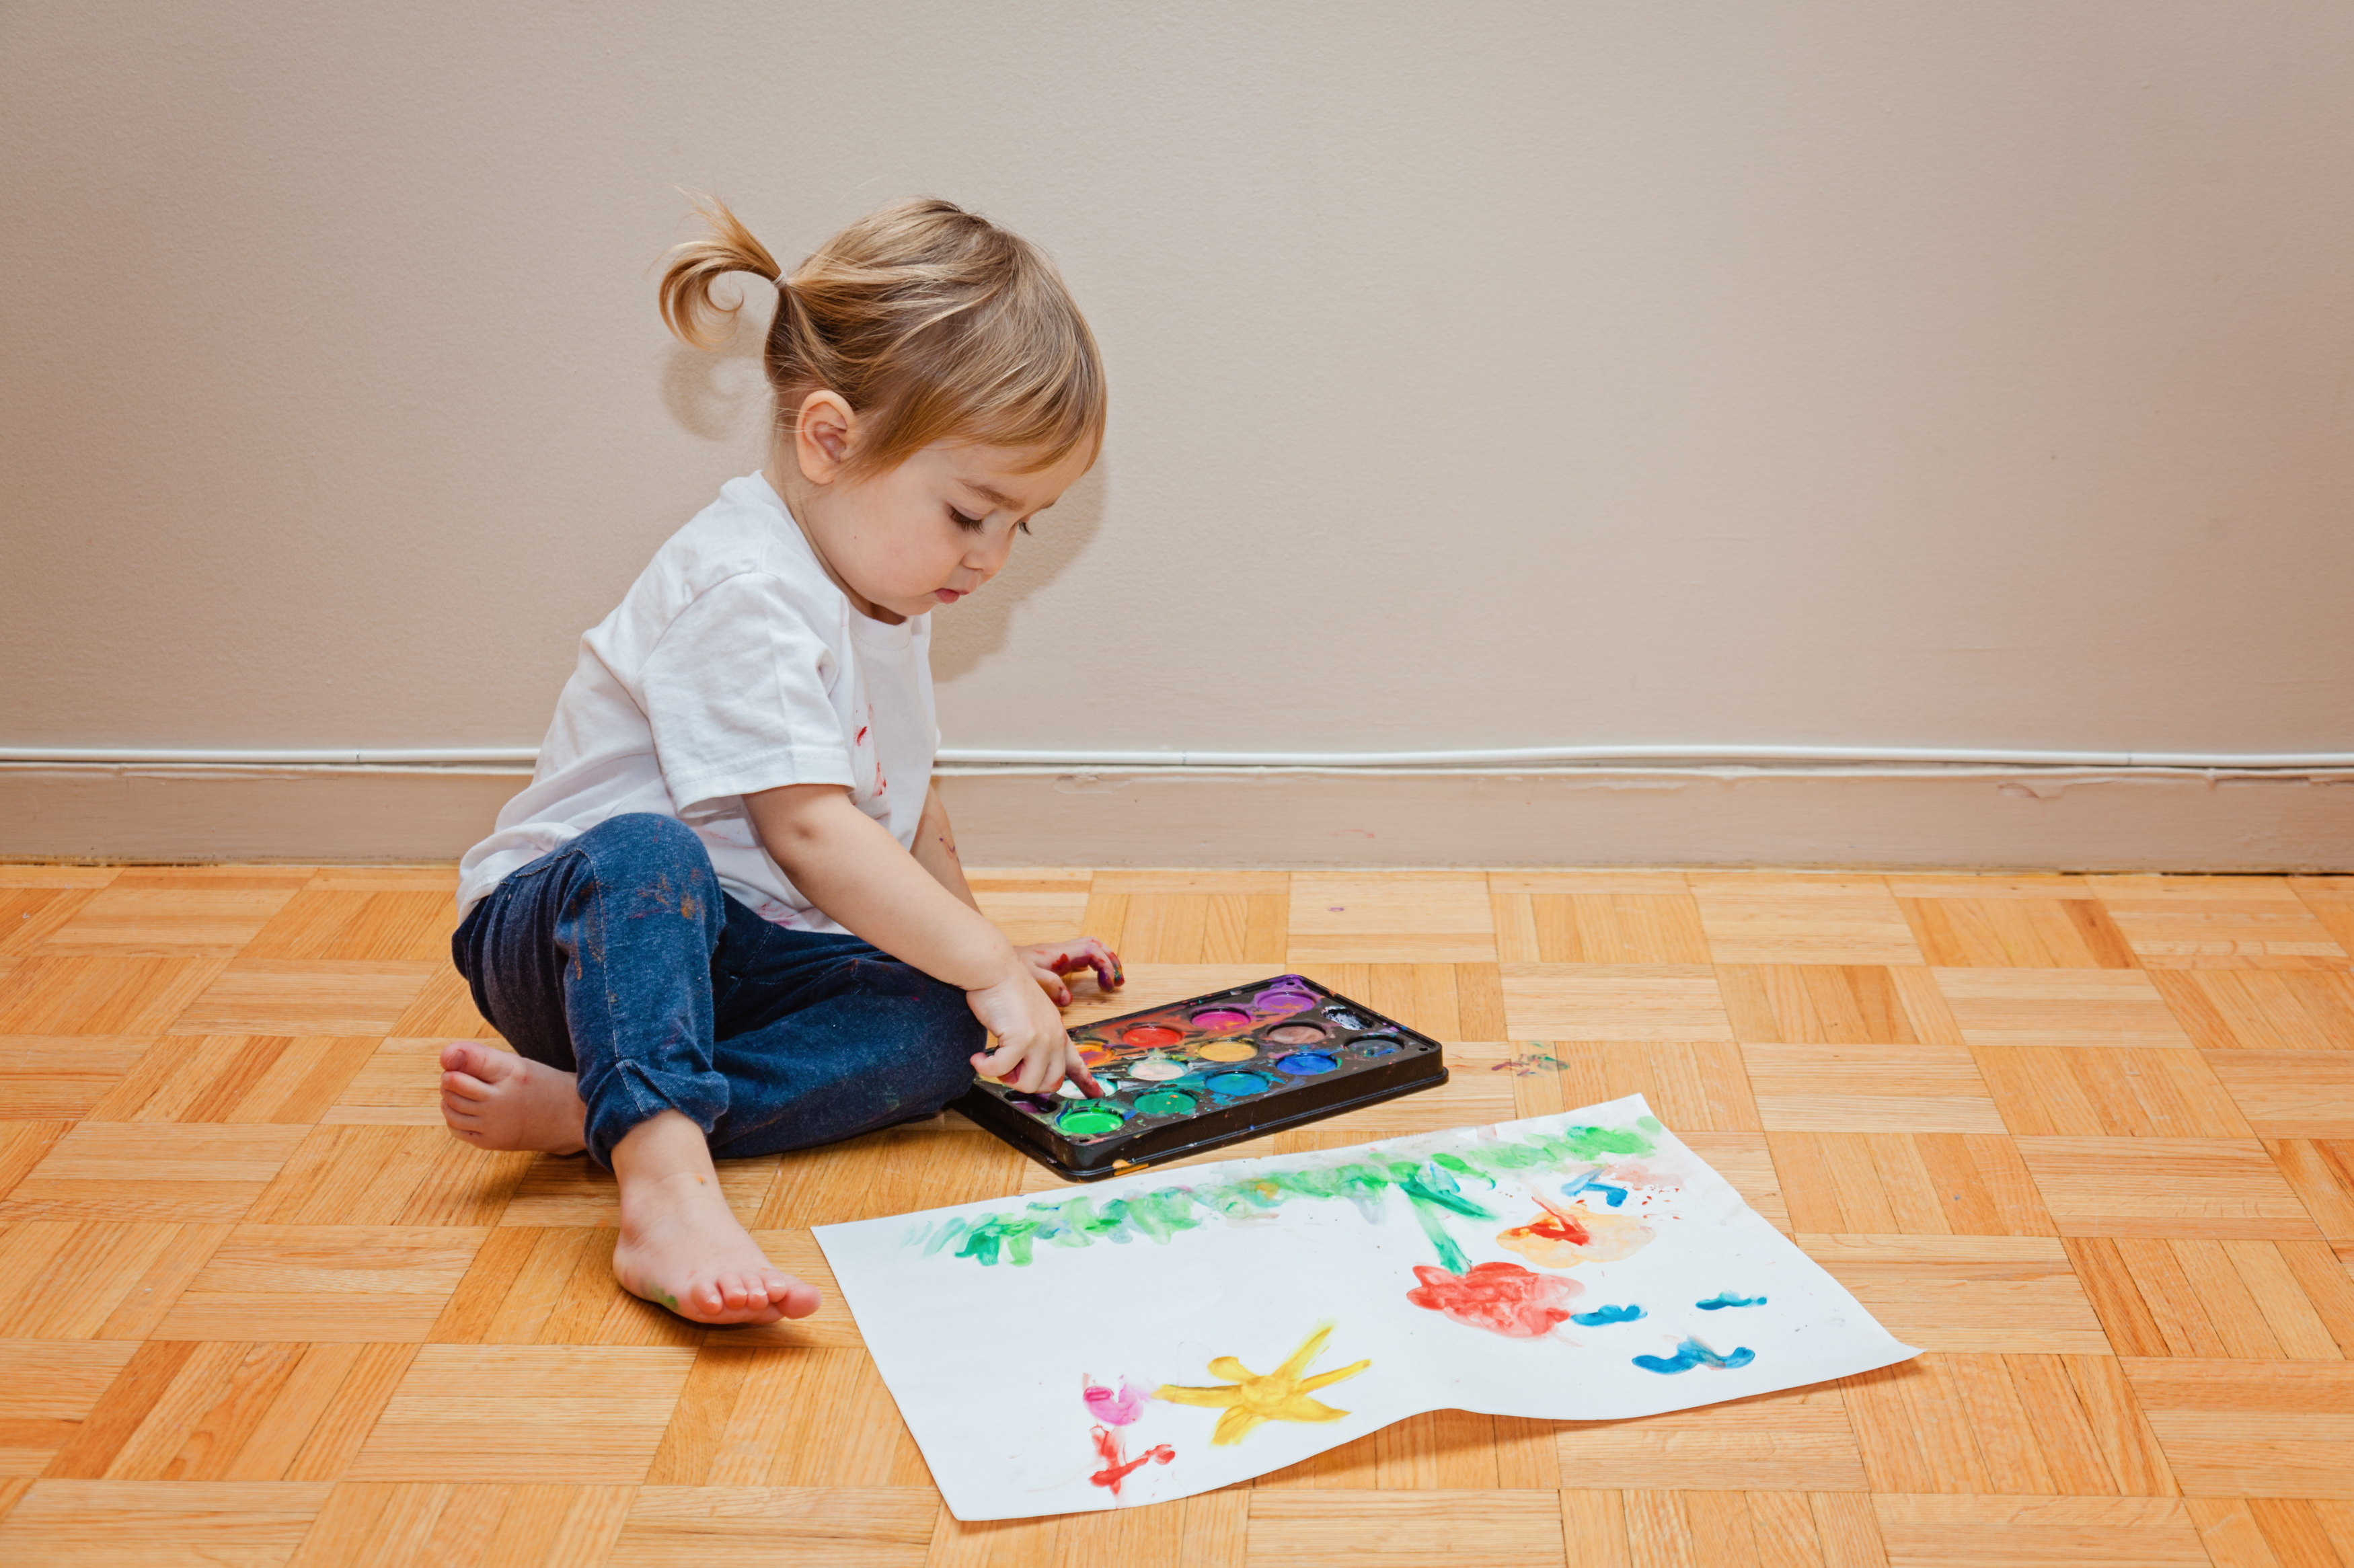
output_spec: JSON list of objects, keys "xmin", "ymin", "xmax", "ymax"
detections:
[
  {"xmin": 576, "ymin": 814, "xmax": 720, "ymax": 908},
  {"xmin": 901, "ymin": 975, "xmax": 986, "ymax": 1112}
]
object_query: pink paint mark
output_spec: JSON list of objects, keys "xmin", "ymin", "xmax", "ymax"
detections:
[
  {"xmin": 1089, "ymin": 1425, "xmax": 1176, "ymax": 1495},
  {"xmin": 856, "ymin": 725, "xmax": 869, "ymax": 746},
  {"xmin": 1603, "ymin": 1160, "xmax": 1677, "ymax": 1189},
  {"xmin": 1083, "ymin": 1376, "xmax": 1149, "ymax": 1426},
  {"xmin": 1406, "ymin": 1261, "xmax": 1584, "ymax": 1339}
]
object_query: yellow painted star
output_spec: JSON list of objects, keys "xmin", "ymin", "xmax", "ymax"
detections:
[{"xmin": 1153, "ymin": 1322, "xmax": 1372, "ymax": 1446}]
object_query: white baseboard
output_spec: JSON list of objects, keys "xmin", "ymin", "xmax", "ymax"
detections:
[{"xmin": 4, "ymin": 760, "xmax": 2350, "ymax": 869}]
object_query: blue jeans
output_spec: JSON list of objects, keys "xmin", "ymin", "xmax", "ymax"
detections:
[{"xmin": 450, "ymin": 812, "xmax": 984, "ymax": 1167}]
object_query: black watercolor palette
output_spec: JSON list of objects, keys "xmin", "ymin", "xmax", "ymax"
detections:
[{"xmin": 950, "ymin": 974, "xmax": 1449, "ymax": 1181}]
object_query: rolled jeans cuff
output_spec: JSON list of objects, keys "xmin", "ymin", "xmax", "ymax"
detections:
[{"xmin": 580, "ymin": 1057, "xmax": 731, "ymax": 1169}]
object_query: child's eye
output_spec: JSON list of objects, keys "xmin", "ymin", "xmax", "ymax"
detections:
[{"xmin": 949, "ymin": 507, "xmax": 985, "ymax": 531}]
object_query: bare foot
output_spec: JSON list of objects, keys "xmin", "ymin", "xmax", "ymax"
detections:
[
  {"xmin": 439, "ymin": 1040, "xmax": 587, "ymax": 1153},
  {"xmin": 613, "ymin": 1166, "xmax": 822, "ymax": 1325}
]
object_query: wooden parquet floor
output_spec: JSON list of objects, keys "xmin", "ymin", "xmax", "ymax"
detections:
[{"xmin": 1, "ymin": 863, "xmax": 2351, "ymax": 1566}]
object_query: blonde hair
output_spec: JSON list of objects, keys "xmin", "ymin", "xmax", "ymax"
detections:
[{"xmin": 659, "ymin": 195, "xmax": 1105, "ymax": 480}]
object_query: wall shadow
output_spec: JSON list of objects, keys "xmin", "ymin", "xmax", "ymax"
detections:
[
  {"xmin": 930, "ymin": 457, "xmax": 1109, "ymax": 683},
  {"xmin": 658, "ymin": 281, "xmax": 773, "ymax": 442},
  {"xmin": 654, "ymin": 277, "xmax": 1107, "ymax": 682}
]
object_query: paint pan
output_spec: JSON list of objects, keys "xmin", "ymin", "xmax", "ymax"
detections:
[{"xmin": 952, "ymin": 973, "xmax": 1449, "ymax": 1180}]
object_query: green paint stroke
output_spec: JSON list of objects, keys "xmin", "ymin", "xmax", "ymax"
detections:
[{"xmin": 911, "ymin": 1121, "xmax": 1658, "ymax": 1270}]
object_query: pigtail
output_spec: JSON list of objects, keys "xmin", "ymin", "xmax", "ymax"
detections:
[
  {"xmin": 656, "ymin": 192, "xmax": 1106, "ymax": 478},
  {"xmin": 658, "ymin": 194, "xmax": 783, "ymax": 351}
]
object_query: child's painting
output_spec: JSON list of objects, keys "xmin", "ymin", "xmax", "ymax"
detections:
[{"xmin": 814, "ymin": 1094, "xmax": 1915, "ymax": 1521}]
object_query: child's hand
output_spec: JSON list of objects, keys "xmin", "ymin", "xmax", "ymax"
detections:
[
  {"xmin": 1016, "ymin": 938, "xmax": 1125, "ymax": 1006},
  {"xmin": 967, "ymin": 968, "xmax": 1105, "ymax": 1097}
]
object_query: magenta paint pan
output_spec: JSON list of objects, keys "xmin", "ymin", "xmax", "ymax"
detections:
[{"xmin": 951, "ymin": 974, "xmax": 1448, "ymax": 1181}]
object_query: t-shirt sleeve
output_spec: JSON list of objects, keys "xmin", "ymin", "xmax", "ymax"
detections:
[{"xmin": 639, "ymin": 571, "xmax": 855, "ymax": 810}]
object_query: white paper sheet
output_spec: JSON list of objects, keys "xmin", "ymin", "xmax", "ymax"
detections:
[{"xmin": 814, "ymin": 1095, "xmax": 1915, "ymax": 1521}]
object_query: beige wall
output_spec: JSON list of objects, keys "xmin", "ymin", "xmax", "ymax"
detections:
[{"xmin": 5, "ymin": 2, "xmax": 2352, "ymax": 768}]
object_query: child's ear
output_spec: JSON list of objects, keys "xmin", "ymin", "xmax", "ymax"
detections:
[{"xmin": 794, "ymin": 391, "xmax": 857, "ymax": 483}]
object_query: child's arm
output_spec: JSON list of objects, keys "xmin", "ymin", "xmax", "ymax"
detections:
[
  {"xmin": 910, "ymin": 783, "xmax": 983, "ymax": 912},
  {"xmin": 745, "ymin": 783, "xmax": 1098, "ymax": 1095},
  {"xmin": 910, "ymin": 783, "xmax": 1125, "ymax": 1006}
]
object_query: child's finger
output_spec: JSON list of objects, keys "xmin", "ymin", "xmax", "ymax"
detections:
[
  {"xmin": 1053, "ymin": 937, "xmax": 1123, "ymax": 990},
  {"xmin": 1015, "ymin": 1051, "xmax": 1064, "ymax": 1095},
  {"xmin": 972, "ymin": 1040, "xmax": 1025, "ymax": 1081},
  {"xmin": 1069, "ymin": 1053, "xmax": 1105, "ymax": 1098}
]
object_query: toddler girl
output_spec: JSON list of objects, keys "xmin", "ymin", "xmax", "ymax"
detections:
[{"xmin": 439, "ymin": 196, "xmax": 1121, "ymax": 1326}]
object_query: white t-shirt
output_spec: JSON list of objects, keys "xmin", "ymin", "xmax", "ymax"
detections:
[{"xmin": 457, "ymin": 471, "xmax": 938, "ymax": 931}]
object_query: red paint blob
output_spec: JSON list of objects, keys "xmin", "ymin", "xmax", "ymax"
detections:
[
  {"xmin": 1122, "ymin": 1025, "xmax": 1185, "ymax": 1048},
  {"xmin": 1514, "ymin": 1208, "xmax": 1592, "ymax": 1248},
  {"xmin": 1089, "ymin": 1425, "xmax": 1178, "ymax": 1494},
  {"xmin": 1405, "ymin": 1261, "xmax": 1583, "ymax": 1339}
]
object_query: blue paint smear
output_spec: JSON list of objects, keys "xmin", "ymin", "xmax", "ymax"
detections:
[
  {"xmin": 1570, "ymin": 1304, "xmax": 1646, "ymax": 1326},
  {"xmin": 1634, "ymin": 1337, "xmax": 1756, "ymax": 1374},
  {"xmin": 1696, "ymin": 1291, "xmax": 1768, "ymax": 1310},
  {"xmin": 1560, "ymin": 1169, "xmax": 1628, "ymax": 1208}
]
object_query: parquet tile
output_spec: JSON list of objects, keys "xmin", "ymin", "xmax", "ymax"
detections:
[
  {"xmin": 1934, "ymin": 967, "xmax": 2197, "ymax": 1051},
  {"xmin": 153, "ymin": 1226, "xmax": 487, "ymax": 1342},
  {"xmin": 968, "ymin": 867, "xmax": 1092, "ymax": 948},
  {"xmin": 1741, "ymin": 1046, "xmax": 2002, "ymax": 1132},
  {"xmin": 1975, "ymin": 1047, "xmax": 2255, "ymax": 1138},
  {"xmin": 2148, "ymin": 971, "xmax": 2354, "ymax": 1052},
  {"xmin": 2089, "ymin": 877, "xmax": 2351, "ymax": 971},
  {"xmin": 89, "ymin": 1035, "xmax": 378, "ymax": 1124},
  {"xmin": 0, "ymin": 1220, "xmax": 227, "ymax": 1338},
  {"xmin": 1770, "ymin": 1134, "xmax": 2055, "ymax": 1235},
  {"xmin": 1554, "ymin": 1387, "xmax": 1865, "ymax": 1493},
  {"xmin": 0, "ymin": 1035, "xmax": 156, "ymax": 1119},
  {"xmin": 0, "ymin": 1121, "xmax": 310, "ymax": 1223},
  {"xmin": 6, "ymin": 861, "xmax": 2353, "ymax": 1563},
  {"xmin": 385, "ymin": 966, "xmax": 499, "ymax": 1039},
  {"xmin": 0, "ymin": 956, "xmax": 228, "ymax": 1035},
  {"xmin": 2125, "ymin": 1360, "xmax": 2354, "ymax": 1497},
  {"xmin": 1285, "ymin": 873, "xmax": 1497, "ymax": 964},
  {"xmin": 1500, "ymin": 966, "xmax": 1734, "ymax": 1041},
  {"xmin": 1242, "ymin": 1489, "xmax": 1566, "ymax": 1566},
  {"xmin": 2014, "ymin": 1136, "xmax": 2323, "ymax": 1239},
  {"xmin": 0, "ymin": 1479, "xmax": 333, "ymax": 1565},
  {"xmin": 168, "ymin": 959, "xmax": 438, "ymax": 1037},
  {"xmin": 2265, "ymin": 1139, "xmax": 2354, "ymax": 1238},
  {"xmin": 1085, "ymin": 870, "xmax": 1288, "ymax": 964},
  {"xmin": 1717, "ymin": 966, "xmax": 1959, "ymax": 1047},
  {"xmin": 348, "ymin": 1345, "xmax": 698, "ymax": 1483},
  {"xmin": 1868, "ymin": 1494, "xmax": 2206, "ymax": 1565},
  {"xmin": 1562, "ymin": 1488, "xmax": 1893, "ymax": 1568},
  {"xmin": 1499, "ymin": 1042, "xmax": 1759, "ymax": 1130},
  {"xmin": 1689, "ymin": 877, "xmax": 1923, "ymax": 967},
  {"xmin": 1900, "ymin": 898, "xmax": 2139, "ymax": 970},
  {"xmin": 1839, "ymin": 1353, "xmax": 2174, "ymax": 1495},
  {"xmin": 613, "ymin": 1485, "xmax": 936, "ymax": 1565},
  {"xmin": 0, "ymin": 1339, "xmax": 141, "ymax": 1476},
  {"xmin": 0, "ymin": 886, "xmax": 100, "ymax": 959},
  {"xmin": 1490, "ymin": 879, "xmax": 1710, "ymax": 965},
  {"xmin": 288, "ymin": 1481, "xmax": 636, "ymax": 1568},
  {"xmin": 1795, "ymin": 1234, "xmax": 2109, "ymax": 1353},
  {"xmin": 2203, "ymin": 1052, "xmax": 2354, "ymax": 1138},
  {"xmin": 36, "ymin": 885, "xmax": 302, "ymax": 957}
]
